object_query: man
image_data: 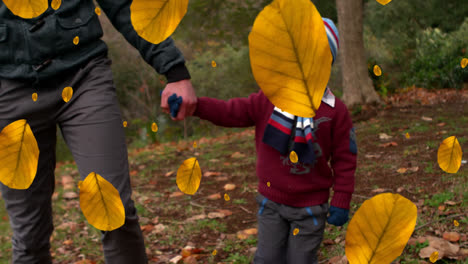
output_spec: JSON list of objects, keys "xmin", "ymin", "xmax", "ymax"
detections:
[{"xmin": 0, "ymin": 0, "xmax": 196, "ymax": 263}]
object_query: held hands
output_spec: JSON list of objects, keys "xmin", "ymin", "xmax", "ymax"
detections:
[
  {"xmin": 161, "ymin": 79, "xmax": 197, "ymax": 120},
  {"xmin": 327, "ymin": 206, "xmax": 349, "ymax": 226}
]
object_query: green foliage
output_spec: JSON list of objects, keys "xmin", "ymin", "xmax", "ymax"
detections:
[
  {"xmin": 425, "ymin": 191, "xmax": 454, "ymax": 207},
  {"xmin": 224, "ymin": 252, "xmax": 251, "ymax": 263}
]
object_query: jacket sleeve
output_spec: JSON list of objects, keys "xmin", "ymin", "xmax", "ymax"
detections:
[
  {"xmin": 96, "ymin": 0, "xmax": 190, "ymax": 82},
  {"xmin": 193, "ymin": 91, "xmax": 265, "ymax": 127},
  {"xmin": 329, "ymin": 99, "xmax": 357, "ymax": 210}
]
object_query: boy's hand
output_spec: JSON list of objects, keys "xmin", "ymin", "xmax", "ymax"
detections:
[
  {"xmin": 161, "ymin": 79, "xmax": 196, "ymax": 120},
  {"xmin": 327, "ymin": 206, "xmax": 349, "ymax": 226}
]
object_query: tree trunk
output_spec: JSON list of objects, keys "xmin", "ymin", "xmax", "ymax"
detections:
[{"xmin": 336, "ymin": 0, "xmax": 380, "ymax": 107}]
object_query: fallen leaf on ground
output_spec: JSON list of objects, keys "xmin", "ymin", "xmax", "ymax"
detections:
[
  {"xmin": 421, "ymin": 116, "xmax": 433, "ymax": 121},
  {"xmin": 371, "ymin": 188, "xmax": 387, "ymax": 193},
  {"xmin": 419, "ymin": 236, "xmax": 460, "ymax": 260},
  {"xmin": 203, "ymin": 171, "xmax": 221, "ymax": 177},
  {"xmin": 169, "ymin": 255, "xmax": 183, "ymax": 263},
  {"xmin": 237, "ymin": 228, "xmax": 258, "ymax": 239},
  {"xmin": 217, "ymin": 209, "xmax": 233, "ymax": 217},
  {"xmin": 186, "ymin": 214, "xmax": 207, "ymax": 223},
  {"xmin": 442, "ymin": 232, "xmax": 460, "ymax": 243},
  {"xmin": 397, "ymin": 187, "xmax": 404, "ymax": 193},
  {"xmin": 409, "ymin": 166, "xmax": 419, "ymax": 172},
  {"xmin": 231, "ymin": 152, "xmax": 246, "ymax": 158},
  {"xmin": 62, "ymin": 175, "xmax": 75, "ymax": 190},
  {"xmin": 165, "ymin": 171, "xmax": 175, "ymax": 177},
  {"xmin": 169, "ymin": 191, "xmax": 185, "ymax": 198},
  {"xmin": 437, "ymin": 122, "xmax": 446, "ymax": 127},
  {"xmin": 62, "ymin": 192, "xmax": 78, "ymax": 199},
  {"xmin": 224, "ymin": 183, "xmax": 236, "ymax": 191},
  {"xmin": 208, "ymin": 212, "xmax": 227, "ymax": 219},
  {"xmin": 365, "ymin": 154, "xmax": 382, "ymax": 159},
  {"xmin": 379, "ymin": 142, "xmax": 398, "ymax": 147},
  {"xmin": 379, "ymin": 133, "xmax": 392, "ymax": 140},
  {"xmin": 444, "ymin": 201, "xmax": 458, "ymax": 206},
  {"xmin": 397, "ymin": 168, "xmax": 407, "ymax": 174},
  {"xmin": 206, "ymin": 193, "xmax": 221, "ymax": 200}
]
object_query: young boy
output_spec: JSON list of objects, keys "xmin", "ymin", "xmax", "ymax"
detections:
[{"xmin": 190, "ymin": 18, "xmax": 356, "ymax": 263}]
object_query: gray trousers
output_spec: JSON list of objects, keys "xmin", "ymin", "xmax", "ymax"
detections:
[
  {"xmin": 0, "ymin": 55, "xmax": 147, "ymax": 263},
  {"xmin": 254, "ymin": 194, "xmax": 328, "ymax": 264}
]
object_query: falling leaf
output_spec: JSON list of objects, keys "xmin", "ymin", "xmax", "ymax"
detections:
[
  {"xmin": 373, "ymin": 65, "xmax": 382, "ymax": 76},
  {"xmin": 62, "ymin": 86, "xmax": 73, "ymax": 102},
  {"xmin": 79, "ymin": 172, "xmax": 125, "ymax": 231},
  {"xmin": 437, "ymin": 136, "xmax": 462, "ymax": 173},
  {"xmin": 345, "ymin": 193, "xmax": 417, "ymax": 264},
  {"xmin": 176, "ymin": 157, "xmax": 202, "ymax": 195},
  {"xmin": 151, "ymin": 122, "xmax": 158, "ymax": 132},
  {"xmin": 95, "ymin": 7, "xmax": 102, "ymax": 16},
  {"xmin": 293, "ymin": 228, "xmax": 299, "ymax": 236},
  {"xmin": 461, "ymin": 58, "xmax": 468, "ymax": 69},
  {"xmin": 376, "ymin": 0, "xmax": 392, "ymax": 5},
  {"xmin": 123, "ymin": 121, "xmax": 128, "ymax": 127},
  {"xmin": 2, "ymin": 0, "xmax": 48, "ymax": 19},
  {"xmin": 289, "ymin": 151, "xmax": 298, "ymax": 163},
  {"xmin": 249, "ymin": 0, "xmax": 332, "ymax": 117},
  {"xmin": 224, "ymin": 183, "xmax": 236, "ymax": 191},
  {"xmin": 267, "ymin": 181, "xmax": 271, "ymax": 187},
  {"xmin": 429, "ymin": 251, "xmax": 439, "ymax": 263},
  {"xmin": 32, "ymin": 92, "xmax": 38, "ymax": 102},
  {"xmin": 454, "ymin": 220, "xmax": 459, "ymax": 227},
  {"xmin": 193, "ymin": 141, "xmax": 197, "ymax": 148},
  {"xmin": 405, "ymin": 132, "xmax": 410, "ymax": 139},
  {"xmin": 51, "ymin": 0, "xmax": 61, "ymax": 10},
  {"xmin": 212, "ymin": 249, "xmax": 217, "ymax": 256},
  {"xmin": 224, "ymin": 193, "xmax": 230, "ymax": 201},
  {"xmin": 0, "ymin": 119, "xmax": 39, "ymax": 189},
  {"xmin": 211, "ymin": 60, "xmax": 217, "ymax": 67},
  {"xmin": 130, "ymin": 0, "xmax": 189, "ymax": 44}
]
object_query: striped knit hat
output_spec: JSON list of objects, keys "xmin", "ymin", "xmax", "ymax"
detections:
[{"xmin": 322, "ymin": 18, "xmax": 339, "ymax": 64}]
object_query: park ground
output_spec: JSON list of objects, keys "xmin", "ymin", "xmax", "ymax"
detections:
[{"xmin": 0, "ymin": 87, "xmax": 467, "ymax": 263}]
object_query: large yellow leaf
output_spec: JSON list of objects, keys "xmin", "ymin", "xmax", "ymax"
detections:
[
  {"xmin": 0, "ymin": 119, "xmax": 39, "ymax": 189},
  {"xmin": 2, "ymin": 0, "xmax": 48, "ymax": 19},
  {"xmin": 130, "ymin": 0, "xmax": 189, "ymax": 44},
  {"xmin": 79, "ymin": 172, "xmax": 125, "ymax": 231},
  {"xmin": 176, "ymin": 157, "xmax": 202, "ymax": 195},
  {"xmin": 437, "ymin": 136, "xmax": 462, "ymax": 173},
  {"xmin": 345, "ymin": 193, "xmax": 417, "ymax": 264},
  {"xmin": 248, "ymin": 0, "xmax": 332, "ymax": 117}
]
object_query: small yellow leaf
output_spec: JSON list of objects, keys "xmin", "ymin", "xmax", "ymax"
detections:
[
  {"xmin": 130, "ymin": 0, "xmax": 189, "ymax": 44},
  {"xmin": 32, "ymin": 93, "xmax": 38, "ymax": 102},
  {"xmin": 0, "ymin": 120, "xmax": 39, "ymax": 189},
  {"xmin": 193, "ymin": 141, "xmax": 197, "ymax": 148},
  {"xmin": 51, "ymin": 0, "xmax": 61, "ymax": 10},
  {"xmin": 224, "ymin": 193, "xmax": 230, "ymax": 201},
  {"xmin": 212, "ymin": 249, "xmax": 217, "ymax": 256},
  {"xmin": 73, "ymin": 36, "xmax": 80, "ymax": 45},
  {"xmin": 79, "ymin": 172, "xmax": 125, "ymax": 231},
  {"xmin": 62, "ymin": 87, "xmax": 73, "ymax": 102},
  {"xmin": 454, "ymin": 220, "xmax": 459, "ymax": 227},
  {"xmin": 267, "ymin": 181, "xmax": 271, "ymax": 187},
  {"xmin": 429, "ymin": 251, "xmax": 439, "ymax": 263},
  {"xmin": 95, "ymin": 7, "xmax": 102, "ymax": 16},
  {"xmin": 211, "ymin": 60, "xmax": 217, "ymax": 67},
  {"xmin": 437, "ymin": 136, "xmax": 462, "ymax": 173},
  {"xmin": 249, "ymin": 0, "xmax": 332, "ymax": 117},
  {"xmin": 176, "ymin": 157, "xmax": 202, "ymax": 195},
  {"xmin": 2, "ymin": 0, "xmax": 48, "ymax": 19},
  {"xmin": 151, "ymin": 122, "xmax": 158, "ymax": 132},
  {"xmin": 289, "ymin": 151, "xmax": 298, "ymax": 163},
  {"xmin": 376, "ymin": 0, "xmax": 392, "ymax": 5},
  {"xmin": 345, "ymin": 193, "xmax": 417, "ymax": 264},
  {"xmin": 123, "ymin": 121, "xmax": 128, "ymax": 128},
  {"xmin": 461, "ymin": 58, "xmax": 468, "ymax": 68},
  {"xmin": 405, "ymin": 132, "xmax": 410, "ymax": 139},
  {"xmin": 293, "ymin": 228, "xmax": 299, "ymax": 236},
  {"xmin": 373, "ymin": 65, "xmax": 382, "ymax": 76}
]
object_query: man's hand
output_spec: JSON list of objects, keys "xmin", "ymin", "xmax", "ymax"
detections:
[{"xmin": 161, "ymin": 79, "xmax": 196, "ymax": 120}]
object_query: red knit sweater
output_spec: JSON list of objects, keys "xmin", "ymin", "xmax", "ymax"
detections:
[{"xmin": 194, "ymin": 90, "xmax": 356, "ymax": 209}]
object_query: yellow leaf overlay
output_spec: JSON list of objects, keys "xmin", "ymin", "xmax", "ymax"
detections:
[
  {"xmin": 51, "ymin": 0, "xmax": 61, "ymax": 10},
  {"xmin": 429, "ymin": 251, "xmax": 439, "ymax": 263},
  {"xmin": 0, "ymin": 119, "xmax": 39, "ymax": 189},
  {"xmin": 345, "ymin": 193, "xmax": 417, "ymax": 264},
  {"xmin": 62, "ymin": 86, "xmax": 73, "ymax": 103},
  {"xmin": 437, "ymin": 136, "xmax": 462, "ymax": 174},
  {"xmin": 224, "ymin": 193, "xmax": 230, "ymax": 201},
  {"xmin": 73, "ymin": 36, "xmax": 80, "ymax": 45},
  {"xmin": 193, "ymin": 141, "xmax": 197, "ymax": 148},
  {"xmin": 176, "ymin": 157, "xmax": 202, "ymax": 195},
  {"xmin": 151, "ymin": 122, "xmax": 158, "ymax": 132},
  {"xmin": 123, "ymin": 121, "xmax": 128, "ymax": 127},
  {"xmin": 130, "ymin": 0, "xmax": 189, "ymax": 44},
  {"xmin": 212, "ymin": 249, "xmax": 217, "ymax": 256},
  {"xmin": 32, "ymin": 93, "xmax": 38, "ymax": 102},
  {"xmin": 376, "ymin": 0, "xmax": 392, "ymax": 5},
  {"xmin": 211, "ymin": 60, "xmax": 217, "ymax": 68},
  {"xmin": 289, "ymin": 151, "xmax": 298, "ymax": 163},
  {"xmin": 249, "ymin": 0, "xmax": 332, "ymax": 117},
  {"xmin": 461, "ymin": 58, "xmax": 467, "ymax": 68},
  {"xmin": 95, "ymin": 7, "xmax": 102, "ymax": 16},
  {"xmin": 267, "ymin": 181, "xmax": 271, "ymax": 187},
  {"xmin": 405, "ymin": 132, "xmax": 410, "ymax": 139},
  {"xmin": 2, "ymin": 0, "xmax": 48, "ymax": 19},
  {"xmin": 293, "ymin": 228, "xmax": 299, "ymax": 236},
  {"xmin": 373, "ymin": 65, "xmax": 382, "ymax": 76},
  {"xmin": 79, "ymin": 172, "xmax": 125, "ymax": 231},
  {"xmin": 454, "ymin": 220, "xmax": 459, "ymax": 227}
]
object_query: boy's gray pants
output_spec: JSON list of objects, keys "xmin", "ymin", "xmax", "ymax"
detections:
[
  {"xmin": 0, "ymin": 55, "xmax": 148, "ymax": 263},
  {"xmin": 254, "ymin": 194, "xmax": 329, "ymax": 264}
]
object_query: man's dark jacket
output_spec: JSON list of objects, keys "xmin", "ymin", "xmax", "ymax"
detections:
[{"xmin": 0, "ymin": 0, "xmax": 190, "ymax": 82}]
